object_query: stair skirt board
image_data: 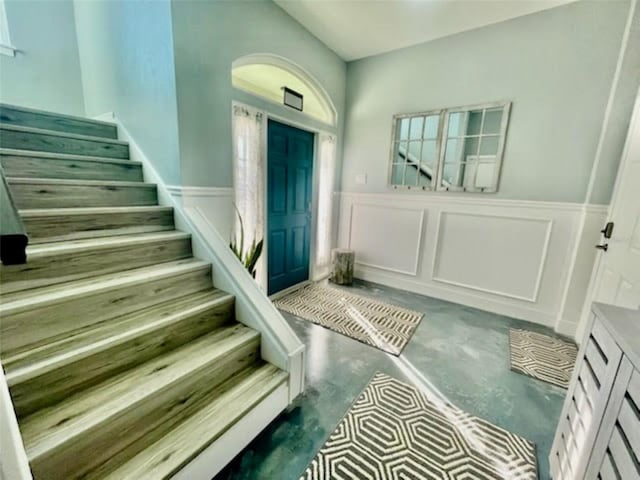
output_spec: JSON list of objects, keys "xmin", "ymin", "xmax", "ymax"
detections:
[
  {"xmin": 0, "ymin": 104, "xmax": 118, "ymax": 139},
  {"xmin": 6, "ymin": 291, "xmax": 235, "ymax": 417},
  {"xmin": 0, "ymin": 232, "xmax": 193, "ymax": 294},
  {"xmin": 1, "ymin": 151, "xmax": 143, "ymax": 182},
  {"xmin": 0, "ymin": 261, "xmax": 213, "ymax": 355},
  {"xmin": 7, "ymin": 178, "xmax": 158, "ymax": 209},
  {"xmin": 21, "ymin": 206, "xmax": 175, "ymax": 244},
  {"xmin": 0, "ymin": 124, "xmax": 129, "ymax": 159}
]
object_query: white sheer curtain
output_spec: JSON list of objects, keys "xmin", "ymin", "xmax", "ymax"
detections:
[
  {"xmin": 232, "ymin": 104, "xmax": 265, "ymax": 284},
  {"xmin": 315, "ymin": 133, "xmax": 337, "ymax": 278}
]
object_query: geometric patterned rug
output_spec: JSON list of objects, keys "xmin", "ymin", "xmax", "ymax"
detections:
[
  {"xmin": 300, "ymin": 372, "xmax": 538, "ymax": 479},
  {"xmin": 509, "ymin": 329, "xmax": 578, "ymax": 389},
  {"xmin": 274, "ymin": 284, "xmax": 424, "ymax": 356}
]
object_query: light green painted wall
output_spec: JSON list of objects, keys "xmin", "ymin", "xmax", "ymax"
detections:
[
  {"xmin": 341, "ymin": 0, "xmax": 631, "ymax": 203},
  {"xmin": 73, "ymin": 0, "xmax": 182, "ymax": 184},
  {"xmin": 588, "ymin": 3, "xmax": 640, "ymax": 205},
  {"xmin": 170, "ymin": 0, "xmax": 346, "ymax": 188},
  {"xmin": 0, "ymin": 0, "xmax": 84, "ymax": 116}
]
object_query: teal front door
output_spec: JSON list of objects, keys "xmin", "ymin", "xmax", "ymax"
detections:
[{"xmin": 267, "ymin": 120, "xmax": 314, "ymax": 295}]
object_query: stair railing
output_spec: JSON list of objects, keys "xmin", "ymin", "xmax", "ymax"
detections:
[{"xmin": 0, "ymin": 165, "xmax": 28, "ymax": 265}]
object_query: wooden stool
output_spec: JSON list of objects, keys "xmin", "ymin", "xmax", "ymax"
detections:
[{"xmin": 332, "ymin": 248, "xmax": 355, "ymax": 285}]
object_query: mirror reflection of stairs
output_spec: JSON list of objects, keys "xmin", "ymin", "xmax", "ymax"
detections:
[{"xmin": 0, "ymin": 103, "xmax": 288, "ymax": 479}]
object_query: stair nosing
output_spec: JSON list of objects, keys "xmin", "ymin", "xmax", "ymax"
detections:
[
  {"xmin": 0, "ymin": 103, "xmax": 117, "ymax": 129},
  {"xmin": 0, "ymin": 123, "xmax": 128, "ymax": 145},
  {"xmin": 25, "ymin": 231, "xmax": 191, "ymax": 257},
  {"xmin": 0, "ymin": 259, "xmax": 211, "ymax": 315},
  {"xmin": 23, "ymin": 325, "xmax": 260, "ymax": 460},
  {"xmin": 0, "ymin": 148, "xmax": 141, "ymax": 166},
  {"xmin": 19, "ymin": 205, "xmax": 173, "ymax": 217},
  {"xmin": 5, "ymin": 291, "xmax": 235, "ymax": 386},
  {"xmin": 7, "ymin": 177, "xmax": 154, "ymax": 188}
]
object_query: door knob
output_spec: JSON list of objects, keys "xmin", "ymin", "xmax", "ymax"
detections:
[{"xmin": 595, "ymin": 244, "xmax": 608, "ymax": 252}]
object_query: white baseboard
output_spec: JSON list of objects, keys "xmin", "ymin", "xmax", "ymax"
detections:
[{"xmin": 355, "ymin": 267, "xmax": 557, "ymax": 327}]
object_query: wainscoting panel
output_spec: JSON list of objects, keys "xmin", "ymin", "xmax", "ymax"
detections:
[
  {"xmin": 432, "ymin": 212, "xmax": 552, "ymax": 302},
  {"xmin": 167, "ymin": 186, "xmax": 234, "ymax": 240},
  {"xmin": 348, "ymin": 204, "xmax": 424, "ymax": 275},
  {"xmin": 336, "ymin": 192, "xmax": 596, "ymax": 336}
]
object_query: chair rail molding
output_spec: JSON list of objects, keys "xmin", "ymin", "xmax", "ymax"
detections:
[
  {"xmin": 166, "ymin": 185, "xmax": 234, "ymax": 240},
  {"xmin": 337, "ymin": 191, "xmax": 606, "ymax": 337}
]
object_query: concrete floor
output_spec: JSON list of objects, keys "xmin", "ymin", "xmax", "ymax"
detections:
[{"xmin": 215, "ymin": 279, "xmax": 567, "ymax": 480}]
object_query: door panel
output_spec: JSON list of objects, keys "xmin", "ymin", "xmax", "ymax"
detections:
[
  {"xmin": 267, "ymin": 120, "xmax": 314, "ymax": 295},
  {"xmin": 593, "ymin": 92, "xmax": 640, "ymax": 310}
]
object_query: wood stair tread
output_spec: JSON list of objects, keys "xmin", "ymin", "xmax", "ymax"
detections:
[
  {"xmin": 0, "ymin": 148, "xmax": 140, "ymax": 165},
  {"xmin": 95, "ymin": 363, "xmax": 287, "ymax": 480},
  {"xmin": 0, "ymin": 123, "xmax": 128, "ymax": 146},
  {"xmin": 0, "ymin": 258, "xmax": 210, "ymax": 314},
  {"xmin": 2, "ymin": 288, "xmax": 232, "ymax": 375},
  {"xmin": 19, "ymin": 324, "xmax": 260, "ymax": 461},
  {"xmin": 24, "ymin": 230, "xmax": 190, "ymax": 257}
]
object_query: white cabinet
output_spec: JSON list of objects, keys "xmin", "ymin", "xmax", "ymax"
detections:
[{"xmin": 550, "ymin": 303, "xmax": 640, "ymax": 480}]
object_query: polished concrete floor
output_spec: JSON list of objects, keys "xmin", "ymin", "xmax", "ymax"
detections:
[{"xmin": 216, "ymin": 280, "xmax": 567, "ymax": 480}]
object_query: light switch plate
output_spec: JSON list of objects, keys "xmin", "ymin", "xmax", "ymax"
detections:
[{"xmin": 355, "ymin": 173, "xmax": 367, "ymax": 185}]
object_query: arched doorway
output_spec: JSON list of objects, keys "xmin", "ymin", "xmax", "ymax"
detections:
[{"xmin": 232, "ymin": 53, "xmax": 337, "ymax": 127}]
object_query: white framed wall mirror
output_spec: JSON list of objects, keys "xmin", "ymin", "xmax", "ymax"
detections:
[{"xmin": 389, "ymin": 101, "xmax": 511, "ymax": 193}]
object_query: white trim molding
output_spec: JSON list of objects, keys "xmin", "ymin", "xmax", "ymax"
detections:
[
  {"xmin": 337, "ymin": 191, "xmax": 604, "ymax": 337},
  {"xmin": 347, "ymin": 203, "xmax": 425, "ymax": 276},
  {"xmin": 166, "ymin": 185, "xmax": 234, "ymax": 241},
  {"xmin": 431, "ymin": 211, "xmax": 553, "ymax": 303}
]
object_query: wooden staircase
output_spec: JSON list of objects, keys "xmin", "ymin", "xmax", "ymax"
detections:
[{"xmin": 0, "ymin": 104, "xmax": 288, "ymax": 479}]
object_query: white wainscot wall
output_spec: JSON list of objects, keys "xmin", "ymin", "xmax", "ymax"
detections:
[
  {"xmin": 167, "ymin": 186, "xmax": 234, "ymax": 241},
  {"xmin": 337, "ymin": 192, "xmax": 608, "ymax": 338}
]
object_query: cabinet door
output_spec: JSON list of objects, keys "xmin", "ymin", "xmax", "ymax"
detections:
[
  {"xmin": 550, "ymin": 315, "xmax": 623, "ymax": 480},
  {"xmin": 586, "ymin": 358, "xmax": 640, "ymax": 480}
]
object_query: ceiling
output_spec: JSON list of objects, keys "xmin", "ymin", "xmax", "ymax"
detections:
[{"xmin": 274, "ymin": 0, "xmax": 578, "ymax": 61}]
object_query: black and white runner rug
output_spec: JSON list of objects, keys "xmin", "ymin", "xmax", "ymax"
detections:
[
  {"xmin": 509, "ymin": 328, "xmax": 578, "ymax": 389},
  {"xmin": 300, "ymin": 373, "xmax": 538, "ymax": 479},
  {"xmin": 274, "ymin": 284, "xmax": 423, "ymax": 356}
]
